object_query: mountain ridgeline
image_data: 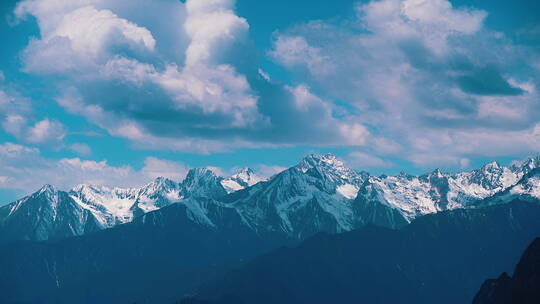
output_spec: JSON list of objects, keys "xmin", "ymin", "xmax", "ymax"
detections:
[
  {"xmin": 2, "ymin": 154, "xmax": 540, "ymax": 243},
  {"xmin": 0, "ymin": 154, "xmax": 539, "ymax": 303}
]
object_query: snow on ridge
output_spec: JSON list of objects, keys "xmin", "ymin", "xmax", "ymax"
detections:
[
  {"xmin": 3, "ymin": 154, "xmax": 540, "ymax": 241},
  {"xmin": 357, "ymin": 157, "xmax": 540, "ymax": 221}
]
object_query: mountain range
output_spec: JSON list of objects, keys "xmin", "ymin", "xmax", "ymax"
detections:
[
  {"xmin": 0, "ymin": 153, "xmax": 540, "ymax": 303},
  {"xmin": 2, "ymin": 153, "xmax": 540, "ymax": 243},
  {"xmin": 0, "ymin": 167, "xmax": 264, "ymax": 243}
]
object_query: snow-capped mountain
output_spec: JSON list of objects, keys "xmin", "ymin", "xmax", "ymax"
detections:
[
  {"xmin": 221, "ymin": 168, "xmax": 265, "ymax": 193},
  {"xmin": 354, "ymin": 159, "xmax": 539, "ymax": 223},
  {"xmin": 0, "ymin": 168, "xmax": 237, "ymax": 242},
  {"xmin": 130, "ymin": 177, "xmax": 182, "ymax": 217},
  {"xmin": 181, "ymin": 168, "xmax": 228, "ymax": 199},
  {"xmin": 68, "ymin": 168, "xmax": 237, "ymax": 230},
  {"xmin": 2, "ymin": 153, "xmax": 540, "ymax": 243},
  {"xmin": 69, "ymin": 177, "xmax": 181, "ymax": 227},
  {"xmin": 0, "ymin": 185, "xmax": 102, "ymax": 242},
  {"xmin": 475, "ymin": 167, "xmax": 540, "ymax": 206},
  {"xmin": 227, "ymin": 154, "xmax": 370, "ymax": 239}
]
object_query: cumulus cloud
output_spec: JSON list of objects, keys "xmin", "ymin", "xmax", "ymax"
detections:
[
  {"xmin": 0, "ymin": 81, "xmax": 67, "ymax": 147},
  {"xmin": 24, "ymin": 118, "xmax": 67, "ymax": 144},
  {"xmin": 15, "ymin": 0, "xmax": 368, "ymax": 153},
  {"xmin": 0, "ymin": 142, "xmax": 189, "ymax": 197},
  {"xmin": 270, "ymin": 0, "xmax": 540, "ymax": 169}
]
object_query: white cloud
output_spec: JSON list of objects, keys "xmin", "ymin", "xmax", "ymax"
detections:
[
  {"xmin": 12, "ymin": 0, "xmax": 538, "ymax": 165},
  {"xmin": 270, "ymin": 0, "xmax": 539, "ymax": 166},
  {"xmin": 2, "ymin": 116, "xmax": 66, "ymax": 146},
  {"xmin": 339, "ymin": 123, "xmax": 370, "ymax": 146},
  {"xmin": 0, "ymin": 81, "xmax": 67, "ymax": 147},
  {"xmin": 184, "ymin": 0, "xmax": 248, "ymax": 66},
  {"xmin": 141, "ymin": 157, "xmax": 189, "ymax": 181},
  {"xmin": 270, "ymin": 35, "xmax": 333, "ymax": 75},
  {"xmin": 358, "ymin": 0, "xmax": 486, "ymax": 53},
  {"xmin": 155, "ymin": 63, "xmax": 260, "ymax": 127},
  {"xmin": 14, "ymin": 0, "xmax": 370, "ymax": 153},
  {"xmin": 54, "ymin": 6, "xmax": 155, "ymax": 54},
  {"xmin": 0, "ymin": 142, "xmax": 190, "ymax": 197},
  {"xmin": 347, "ymin": 151, "xmax": 393, "ymax": 169},
  {"xmin": 69, "ymin": 143, "xmax": 92, "ymax": 156},
  {"xmin": 400, "ymin": 0, "xmax": 486, "ymax": 35},
  {"xmin": 26, "ymin": 119, "xmax": 67, "ymax": 144},
  {"xmin": 2, "ymin": 115, "xmax": 26, "ymax": 138},
  {"xmin": 20, "ymin": 4, "xmax": 156, "ymax": 74},
  {"xmin": 408, "ymin": 152, "xmax": 470, "ymax": 170},
  {"xmin": 0, "ymin": 142, "xmax": 38, "ymax": 158}
]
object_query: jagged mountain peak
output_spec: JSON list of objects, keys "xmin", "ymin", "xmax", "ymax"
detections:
[
  {"xmin": 229, "ymin": 167, "xmax": 254, "ymax": 182},
  {"xmin": 481, "ymin": 161, "xmax": 501, "ymax": 172},
  {"xmin": 295, "ymin": 153, "xmax": 365, "ymax": 184},
  {"xmin": 511, "ymin": 156, "xmax": 540, "ymax": 174},
  {"xmin": 0, "ymin": 184, "xmax": 102, "ymax": 242},
  {"xmin": 235, "ymin": 167, "xmax": 254, "ymax": 175},
  {"xmin": 186, "ymin": 167, "xmax": 218, "ymax": 178},
  {"xmin": 423, "ymin": 168, "xmax": 444, "ymax": 179},
  {"xmin": 298, "ymin": 153, "xmax": 343, "ymax": 170},
  {"xmin": 231, "ymin": 167, "xmax": 264, "ymax": 185},
  {"xmin": 222, "ymin": 167, "xmax": 265, "ymax": 193},
  {"xmin": 152, "ymin": 176, "xmax": 176, "ymax": 184},
  {"xmin": 181, "ymin": 167, "xmax": 227, "ymax": 199},
  {"xmin": 37, "ymin": 184, "xmax": 57, "ymax": 195},
  {"xmin": 141, "ymin": 177, "xmax": 178, "ymax": 192}
]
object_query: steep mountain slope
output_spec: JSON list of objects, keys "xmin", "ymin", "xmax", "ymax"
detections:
[
  {"xmin": 473, "ymin": 238, "xmax": 540, "ymax": 304},
  {"xmin": 184, "ymin": 201, "xmax": 540, "ymax": 304},
  {"xmin": 0, "ymin": 185, "xmax": 103, "ymax": 243},
  {"xmin": 0, "ymin": 198, "xmax": 287, "ymax": 304},
  {"xmin": 225, "ymin": 154, "xmax": 370, "ymax": 239}
]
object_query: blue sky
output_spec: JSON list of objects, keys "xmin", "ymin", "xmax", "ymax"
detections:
[{"xmin": 0, "ymin": 0, "xmax": 539, "ymax": 203}]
